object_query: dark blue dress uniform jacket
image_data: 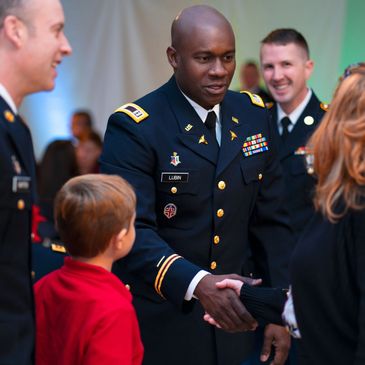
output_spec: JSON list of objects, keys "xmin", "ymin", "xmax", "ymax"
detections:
[
  {"xmin": 0, "ymin": 96, "xmax": 35, "ymax": 364},
  {"xmin": 101, "ymin": 77, "xmax": 293, "ymax": 365},
  {"xmin": 268, "ymin": 93, "xmax": 326, "ymax": 242}
]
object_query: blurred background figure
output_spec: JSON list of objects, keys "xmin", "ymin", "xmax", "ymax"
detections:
[
  {"xmin": 37, "ymin": 140, "xmax": 79, "ymax": 238},
  {"xmin": 70, "ymin": 109, "xmax": 94, "ymax": 143},
  {"xmin": 33, "ymin": 140, "xmax": 79, "ymax": 282},
  {"xmin": 239, "ymin": 61, "xmax": 272, "ymax": 102},
  {"xmin": 76, "ymin": 131, "xmax": 103, "ymax": 174}
]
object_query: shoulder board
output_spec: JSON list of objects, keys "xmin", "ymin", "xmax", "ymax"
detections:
[
  {"xmin": 320, "ymin": 102, "xmax": 329, "ymax": 111},
  {"xmin": 114, "ymin": 102, "xmax": 149, "ymax": 123},
  {"xmin": 265, "ymin": 102, "xmax": 274, "ymax": 109},
  {"xmin": 240, "ymin": 91, "xmax": 265, "ymax": 108},
  {"xmin": 51, "ymin": 243, "xmax": 67, "ymax": 254}
]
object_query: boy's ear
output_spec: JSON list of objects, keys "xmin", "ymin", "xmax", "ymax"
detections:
[{"xmin": 114, "ymin": 228, "xmax": 128, "ymax": 250}]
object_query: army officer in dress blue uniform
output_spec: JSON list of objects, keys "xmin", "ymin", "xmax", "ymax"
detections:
[
  {"xmin": 0, "ymin": 1, "xmax": 71, "ymax": 363},
  {"xmin": 248, "ymin": 28, "xmax": 327, "ymax": 365},
  {"xmin": 101, "ymin": 5, "xmax": 292, "ymax": 365},
  {"xmin": 260, "ymin": 29, "xmax": 327, "ymax": 242}
]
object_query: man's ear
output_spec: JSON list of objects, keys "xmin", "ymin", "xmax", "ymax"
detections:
[
  {"xmin": 305, "ymin": 59, "xmax": 314, "ymax": 81},
  {"xmin": 2, "ymin": 15, "xmax": 27, "ymax": 48},
  {"xmin": 166, "ymin": 46, "xmax": 178, "ymax": 69}
]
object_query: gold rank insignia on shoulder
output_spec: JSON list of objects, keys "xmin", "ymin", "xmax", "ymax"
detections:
[
  {"xmin": 51, "ymin": 243, "xmax": 67, "ymax": 254},
  {"xmin": 320, "ymin": 103, "xmax": 329, "ymax": 111},
  {"xmin": 115, "ymin": 102, "xmax": 149, "ymax": 123},
  {"xmin": 240, "ymin": 91, "xmax": 265, "ymax": 108}
]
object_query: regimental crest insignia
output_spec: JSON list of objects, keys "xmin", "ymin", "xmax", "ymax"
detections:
[
  {"xmin": 294, "ymin": 147, "xmax": 315, "ymax": 175},
  {"xmin": 163, "ymin": 203, "xmax": 177, "ymax": 219},
  {"xmin": 115, "ymin": 102, "xmax": 149, "ymax": 123},
  {"xmin": 11, "ymin": 155, "xmax": 21, "ymax": 174},
  {"xmin": 170, "ymin": 152, "xmax": 181, "ymax": 166}
]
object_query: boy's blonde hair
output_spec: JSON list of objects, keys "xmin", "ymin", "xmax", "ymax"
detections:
[{"xmin": 54, "ymin": 174, "xmax": 136, "ymax": 257}]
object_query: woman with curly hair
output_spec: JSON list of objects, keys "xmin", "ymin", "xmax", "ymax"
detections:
[{"xmin": 290, "ymin": 63, "xmax": 365, "ymax": 365}]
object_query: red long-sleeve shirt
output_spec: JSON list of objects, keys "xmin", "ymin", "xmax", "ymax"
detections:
[{"xmin": 34, "ymin": 257, "xmax": 143, "ymax": 365}]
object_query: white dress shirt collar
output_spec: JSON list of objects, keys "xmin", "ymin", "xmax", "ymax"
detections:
[
  {"xmin": 181, "ymin": 91, "xmax": 221, "ymax": 124},
  {"xmin": 277, "ymin": 88, "xmax": 312, "ymax": 133},
  {"xmin": 0, "ymin": 83, "xmax": 17, "ymax": 114},
  {"xmin": 180, "ymin": 90, "xmax": 222, "ymax": 145}
]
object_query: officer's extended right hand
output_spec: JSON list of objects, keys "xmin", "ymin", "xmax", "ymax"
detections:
[{"xmin": 194, "ymin": 274, "xmax": 258, "ymax": 332}]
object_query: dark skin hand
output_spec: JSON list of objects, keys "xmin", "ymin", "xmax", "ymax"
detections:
[
  {"xmin": 261, "ymin": 324, "xmax": 291, "ymax": 365},
  {"xmin": 194, "ymin": 274, "xmax": 260, "ymax": 332}
]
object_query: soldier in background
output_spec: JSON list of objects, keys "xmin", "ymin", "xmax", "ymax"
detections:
[
  {"xmin": 0, "ymin": 0, "xmax": 71, "ymax": 362},
  {"xmin": 239, "ymin": 61, "xmax": 272, "ymax": 103}
]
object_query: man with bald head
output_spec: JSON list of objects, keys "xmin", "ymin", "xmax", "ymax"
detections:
[
  {"xmin": 0, "ymin": 0, "xmax": 71, "ymax": 363},
  {"xmin": 102, "ymin": 5, "xmax": 292, "ymax": 365}
]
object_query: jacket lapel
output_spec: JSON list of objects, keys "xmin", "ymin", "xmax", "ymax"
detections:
[
  {"xmin": 164, "ymin": 77, "xmax": 219, "ymax": 165},
  {"xmin": 216, "ymin": 97, "xmax": 247, "ymax": 176},
  {"xmin": 0, "ymin": 96, "xmax": 34, "ymax": 176},
  {"xmin": 272, "ymin": 93, "xmax": 322, "ymax": 160}
]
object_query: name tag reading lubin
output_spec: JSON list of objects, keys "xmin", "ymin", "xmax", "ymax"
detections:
[
  {"xmin": 12, "ymin": 176, "xmax": 31, "ymax": 193},
  {"xmin": 161, "ymin": 172, "xmax": 189, "ymax": 183}
]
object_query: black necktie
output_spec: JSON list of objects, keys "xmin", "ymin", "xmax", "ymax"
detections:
[
  {"xmin": 280, "ymin": 116, "xmax": 291, "ymax": 141},
  {"xmin": 205, "ymin": 111, "xmax": 217, "ymax": 141}
]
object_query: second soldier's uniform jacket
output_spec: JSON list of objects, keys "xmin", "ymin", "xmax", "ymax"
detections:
[
  {"xmin": 0, "ymin": 96, "xmax": 36, "ymax": 364},
  {"xmin": 268, "ymin": 92, "xmax": 326, "ymax": 241},
  {"xmin": 101, "ymin": 76, "xmax": 293, "ymax": 365}
]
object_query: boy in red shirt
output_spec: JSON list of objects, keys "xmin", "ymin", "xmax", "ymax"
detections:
[{"xmin": 34, "ymin": 174, "xmax": 143, "ymax": 365}]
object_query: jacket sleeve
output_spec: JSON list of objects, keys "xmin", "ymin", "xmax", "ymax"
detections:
[
  {"xmin": 100, "ymin": 112, "xmax": 202, "ymax": 308},
  {"xmin": 240, "ymin": 284, "xmax": 287, "ymax": 326},
  {"xmin": 352, "ymin": 210, "xmax": 365, "ymax": 364}
]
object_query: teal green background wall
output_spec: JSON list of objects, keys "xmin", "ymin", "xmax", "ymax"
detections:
[{"xmin": 340, "ymin": 0, "xmax": 365, "ymax": 75}]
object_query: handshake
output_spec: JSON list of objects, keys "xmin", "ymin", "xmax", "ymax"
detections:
[{"xmin": 194, "ymin": 274, "xmax": 290, "ymax": 364}]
